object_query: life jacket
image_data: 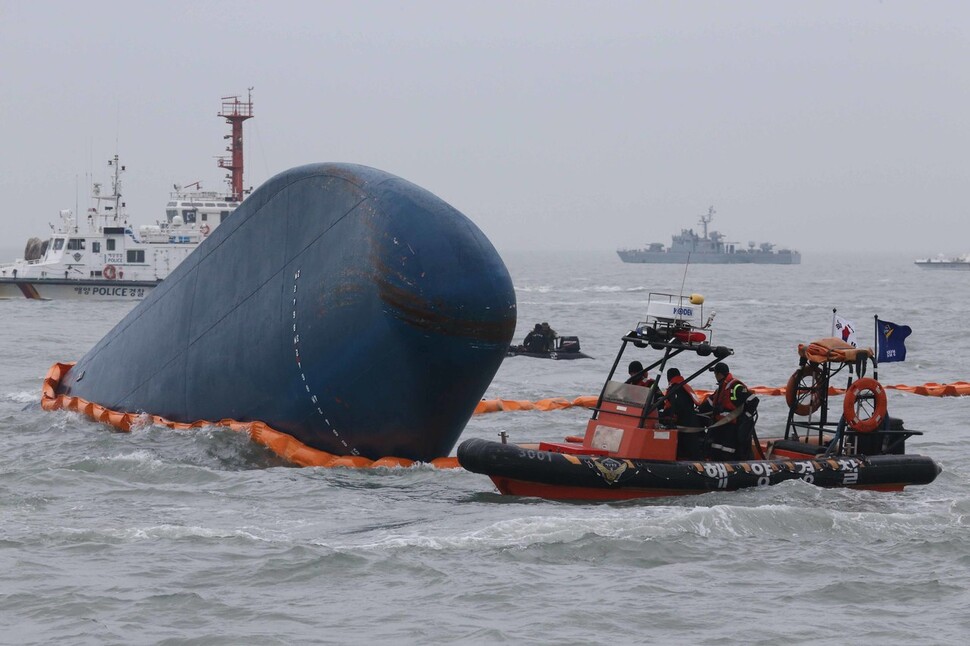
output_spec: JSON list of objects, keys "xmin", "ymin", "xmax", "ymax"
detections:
[
  {"xmin": 712, "ymin": 373, "xmax": 746, "ymax": 418},
  {"xmin": 626, "ymin": 372, "xmax": 655, "ymax": 388},
  {"xmin": 666, "ymin": 375, "xmax": 700, "ymax": 406}
]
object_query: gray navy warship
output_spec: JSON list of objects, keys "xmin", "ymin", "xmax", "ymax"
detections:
[{"xmin": 617, "ymin": 206, "xmax": 800, "ymax": 265}]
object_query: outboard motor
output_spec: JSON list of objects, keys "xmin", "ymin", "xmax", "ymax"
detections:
[
  {"xmin": 854, "ymin": 416, "xmax": 907, "ymax": 455},
  {"xmin": 559, "ymin": 336, "xmax": 581, "ymax": 353}
]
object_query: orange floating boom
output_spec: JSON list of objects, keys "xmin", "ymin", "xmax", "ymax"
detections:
[{"xmin": 472, "ymin": 382, "xmax": 970, "ymax": 415}]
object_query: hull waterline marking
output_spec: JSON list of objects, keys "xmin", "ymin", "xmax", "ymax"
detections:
[{"xmin": 292, "ymin": 269, "xmax": 360, "ymax": 456}]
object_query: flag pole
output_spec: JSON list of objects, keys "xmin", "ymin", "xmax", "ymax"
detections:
[
  {"xmin": 873, "ymin": 314, "xmax": 879, "ymax": 381},
  {"xmin": 831, "ymin": 308, "xmax": 837, "ymax": 337}
]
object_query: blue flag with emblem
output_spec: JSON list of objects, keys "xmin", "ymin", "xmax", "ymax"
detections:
[{"xmin": 876, "ymin": 319, "xmax": 911, "ymax": 363}]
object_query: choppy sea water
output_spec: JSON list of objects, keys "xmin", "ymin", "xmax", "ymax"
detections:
[{"xmin": 2, "ymin": 249, "xmax": 969, "ymax": 644}]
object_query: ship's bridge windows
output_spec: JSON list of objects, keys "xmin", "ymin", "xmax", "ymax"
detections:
[
  {"xmin": 166, "ymin": 202, "xmax": 177, "ymax": 207},
  {"xmin": 166, "ymin": 209, "xmax": 178, "ymax": 222},
  {"xmin": 127, "ymin": 249, "xmax": 145, "ymax": 263},
  {"xmin": 204, "ymin": 202, "xmax": 215, "ymax": 207},
  {"xmin": 218, "ymin": 203, "xmax": 227, "ymax": 207},
  {"xmin": 182, "ymin": 209, "xmax": 197, "ymax": 223},
  {"xmin": 53, "ymin": 238, "xmax": 65, "ymax": 251},
  {"xmin": 92, "ymin": 242, "xmax": 101, "ymax": 253},
  {"xmin": 67, "ymin": 238, "xmax": 86, "ymax": 250},
  {"xmin": 107, "ymin": 239, "xmax": 116, "ymax": 251}
]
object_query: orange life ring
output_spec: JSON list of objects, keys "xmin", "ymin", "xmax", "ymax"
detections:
[
  {"xmin": 200, "ymin": 224, "xmax": 211, "ymax": 236},
  {"xmin": 843, "ymin": 377, "xmax": 888, "ymax": 433},
  {"xmin": 785, "ymin": 365, "xmax": 822, "ymax": 416},
  {"xmin": 103, "ymin": 264, "xmax": 116, "ymax": 280}
]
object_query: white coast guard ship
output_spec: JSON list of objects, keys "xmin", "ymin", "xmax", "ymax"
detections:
[{"xmin": 0, "ymin": 94, "xmax": 254, "ymax": 301}]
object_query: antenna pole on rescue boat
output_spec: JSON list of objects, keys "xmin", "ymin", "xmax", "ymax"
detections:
[
  {"xmin": 679, "ymin": 252, "xmax": 691, "ymax": 303},
  {"xmin": 217, "ymin": 88, "xmax": 254, "ymax": 203}
]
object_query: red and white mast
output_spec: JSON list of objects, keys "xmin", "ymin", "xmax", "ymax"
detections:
[{"xmin": 217, "ymin": 88, "xmax": 254, "ymax": 202}]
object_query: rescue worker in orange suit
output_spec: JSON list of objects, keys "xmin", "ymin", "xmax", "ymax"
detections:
[
  {"xmin": 626, "ymin": 360, "xmax": 665, "ymax": 410},
  {"xmin": 661, "ymin": 367, "xmax": 705, "ymax": 459},
  {"xmin": 697, "ymin": 362, "xmax": 751, "ymax": 460},
  {"xmin": 662, "ymin": 367, "xmax": 701, "ymax": 424},
  {"xmin": 625, "ymin": 360, "xmax": 655, "ymax": 388}
]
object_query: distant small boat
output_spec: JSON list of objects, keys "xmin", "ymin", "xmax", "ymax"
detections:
[
  {"xmin": 617, "ymin": 206, "xmax": 801, "ymax": 265},
  {"xmin": 507, "ymin": 335, "xmax": 592, "ymax": 360},
  {"xmin": 914, "ymin": 254, "xmax": 970, "ymax": 270}
]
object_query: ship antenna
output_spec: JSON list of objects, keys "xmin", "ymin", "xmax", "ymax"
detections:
[
  {"xmin": 679, "ymin": 252, "xmax": 691, "ymax": 302},
  {"xmin": 699, "ymin": 205, "xmax": 715, "ymax": 239}
]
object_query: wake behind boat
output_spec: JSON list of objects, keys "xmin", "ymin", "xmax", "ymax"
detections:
[
  {"xmin": 0, "ymin": 93, "xmax": 253, "ymax": 300},
  {"xmin": 459, "ymin": 293, "xmax": 939, "ymax": 500},
  {"xmin": 617, "ymin": 206, "xmax": 801, "ymax": 265}
]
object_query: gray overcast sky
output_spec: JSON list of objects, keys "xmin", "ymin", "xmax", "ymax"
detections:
[{"xmin": 1, "ymin": 0, "xmax": 967, "ymax": 256}]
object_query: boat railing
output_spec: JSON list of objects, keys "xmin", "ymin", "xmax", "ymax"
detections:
[{"xmin": 169, "ymin": 190, "xmax": 226, "ymax": 201}]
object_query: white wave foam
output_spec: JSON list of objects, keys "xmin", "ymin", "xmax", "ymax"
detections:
[
  {"xmin": 333, "ymin": 491, "xmax": 960, "ymax": 554},
  {"xmin": 6, "ymin": 390, "xmax": 39, "ymax": 404},
  {"xmin": 94, "ymin": 449, "xmax": 165, "ymax": 469},
  {"xmin": 345, "ymin": 510, "xmax": 686, "ymax": 552},
  {"xmin": 62, "ymin": 524, "xmax": 274, "ymax": 543}
]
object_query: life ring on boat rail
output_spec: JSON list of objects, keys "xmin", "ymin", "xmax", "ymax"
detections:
[
  {"xmin": 200, "ymin": 224, "xmax": 210, "ymax": 236},
  {"xmin": 785, "ymin": 365, "xmax": 822, "ymax": 416},
  {"xmin": 102, "ymin": 264, "xmax": 117, "ymax": 280},
  {"xmin": 843, "ymin": 377, "xmax": 888, "ymax": 433}
]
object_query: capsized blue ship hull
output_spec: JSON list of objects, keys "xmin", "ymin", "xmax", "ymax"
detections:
[{"xmin": 56, "ymin": 163, "xmax": 517, "ymax": 461}]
